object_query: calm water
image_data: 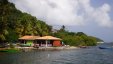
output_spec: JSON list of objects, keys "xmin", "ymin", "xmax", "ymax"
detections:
[{"xmin": 0, "ymin": 43, "xmax": 113, "ymax": 64}]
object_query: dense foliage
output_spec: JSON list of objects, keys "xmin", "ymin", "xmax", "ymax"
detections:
[
  {"xmin": 0, "ymin": 0, "xmax": 52, "ymax": 43},
  {"xmin": 0, "ymin": 0, "xmax": 103, "ymax": 46},
  {"xmin": 53, "ymin": 25, "xmax": 102, "ymax": 46}
]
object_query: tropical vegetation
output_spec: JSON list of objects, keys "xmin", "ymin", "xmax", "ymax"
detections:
[
  {"xmin": 0, "ymin": 0, "xmax": 52, "ymax": 43},
  {"xmin": 53, "ymin": 25, "xmax": 103, "ymax": 46},
  {"xmin": 0, "ymin": 0, "xmax": 103, "ymax": 47}
]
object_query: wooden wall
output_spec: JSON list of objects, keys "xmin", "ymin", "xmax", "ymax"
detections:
[{"xmin": 53, "ymin": 40, "xmax": 62, "ymax": 46}]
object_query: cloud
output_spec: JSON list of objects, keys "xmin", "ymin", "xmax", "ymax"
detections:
[
  {"xmin": 9, "ymin": 0, "xmax": 113, "ymax": 27},
  {"xmin": 92, "ymin": 4, "xmax": 112, "ymax": 27}
]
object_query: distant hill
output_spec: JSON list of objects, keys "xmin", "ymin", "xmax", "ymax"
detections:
[{"xmin": 95, "ymin": 37, "xmax": 104, "ymax": 42}]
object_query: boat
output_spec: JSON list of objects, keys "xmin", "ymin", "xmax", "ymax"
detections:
[{"xmin": 99, "ymin": 47, "xmax": 110, "ymax": 49}]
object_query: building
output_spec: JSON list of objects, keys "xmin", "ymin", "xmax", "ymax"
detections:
[
  {"xmin": 18, "ymin": 36, "xmax": 40, "ymax": 46},
  {"xmin": 19, "ymin": 36, "xmax": 62, "ymax": 47},
  {"xmin": 36, "ymin": 36, "xmax": 62, "ymax": 47}
]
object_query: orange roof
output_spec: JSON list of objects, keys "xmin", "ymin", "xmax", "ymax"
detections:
[
  {"xmin": 36, "ymin": 36, "xmax": 62, "ymax": 40},
  {"xmin": 19, "ymin": 36, "xmax": 40, "ymax": 40}
]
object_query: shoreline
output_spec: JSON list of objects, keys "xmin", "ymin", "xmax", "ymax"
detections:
[
  {"xmin": 0, "ymin": 46, "xmax": 79, "ymax": 52},
  {"xmin": 17, "ymin": 46, "xmax": 79, "ymax": 51}
]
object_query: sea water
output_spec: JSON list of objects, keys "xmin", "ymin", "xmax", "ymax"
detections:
[{"xmin": 0, "ymin": 43, "xmax": 113, "ymax": 64}]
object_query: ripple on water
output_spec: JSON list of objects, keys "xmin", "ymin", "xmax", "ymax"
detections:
[{"xmin": 0, "ymin": 44, "xmax": 113, "ymax": 64}]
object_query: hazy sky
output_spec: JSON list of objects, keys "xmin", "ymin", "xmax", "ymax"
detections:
[{"xmin": 8, "ymin": 0, "xmax": 113, "ymax": 42}]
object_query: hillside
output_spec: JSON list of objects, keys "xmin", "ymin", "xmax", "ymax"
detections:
[
  {"xmin": 0, "ymin": 0, "xmax": 52, "ymax": 43},
  {"xmin": 0, "ymin": 0, "xmax": 103, "ymax": 46}
]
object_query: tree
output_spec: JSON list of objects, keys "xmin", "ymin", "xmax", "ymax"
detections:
[
  {"xmin": 54, "ymin": 26, "xmax": 99, "ymax": 46},
  {"xmin": 76, "ymin": 32, "xmax": 87, "ymax": 36},
  {"xmin": 0, "ymin": 0, "xmax": 52, "ymax": 43},
  {"xmin": 59, "ymin": 25, "xmax": 66, "ymax": 32}
]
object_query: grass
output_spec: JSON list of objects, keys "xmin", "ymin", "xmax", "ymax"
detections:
[{"xmin": 0, "ymin": 48, "xmax": 20, "ymax": 53}]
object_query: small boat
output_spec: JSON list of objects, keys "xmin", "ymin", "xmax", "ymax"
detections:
[{"xmin": 99, "ymin": 47, "xmax": 110, "ymax": 49}]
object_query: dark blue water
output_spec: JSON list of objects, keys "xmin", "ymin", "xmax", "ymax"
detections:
[{"xmin": 0, "ymin": 43, "xmax": 113, "ymax": 64}]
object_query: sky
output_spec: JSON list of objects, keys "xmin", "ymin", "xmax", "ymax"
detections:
[{"xmin": 8, "ymin": 0, "xmax": 113, "ymax": 42}]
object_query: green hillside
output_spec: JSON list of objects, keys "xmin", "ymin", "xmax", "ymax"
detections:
[
  {"xmin": 0, "ymin": 0, "xmax": 52, "ymax": 43},
  {"xmin": 0, "ymin": 0, "xmax": 103, "ymax": 46}
]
